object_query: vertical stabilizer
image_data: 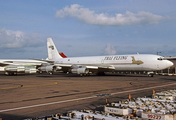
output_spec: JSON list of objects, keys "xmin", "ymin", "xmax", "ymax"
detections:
[{"xmin": 47, "ymin": 38, "xmax": 62, "ymax": 60}]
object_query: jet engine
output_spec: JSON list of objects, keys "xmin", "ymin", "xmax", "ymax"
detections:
[
  {"xmin": 40, "ymin": 65, "xmax": 54, "ymax": 72},
  {"xmin": 4, "ymin": 66, "xmax": 26, "ymax": 75},
  {"xmin": 2, "ymin": 65, "xmax": 37, "ymax": 75},
  {"xmin": 25, "ymin": 68, "xmax": 37, "ymax": 74},
  {"xmin": 39, "ymin": 65, "xmax": 62, "ymax": 74},
  {"xmin": 5, "ymin": 66, "xmax": 25, "ymax": 72},
  {"xmin": 71, "ymin": 68, "xmax": 89, "ymax": 75}
]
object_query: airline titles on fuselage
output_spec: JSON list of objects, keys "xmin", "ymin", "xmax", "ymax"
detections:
[{"xmin": 104, "ymin": 56, "xmax": 128, "ymax": 61}]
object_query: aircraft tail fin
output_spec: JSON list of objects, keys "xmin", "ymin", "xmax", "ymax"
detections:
[{"xmin": 47, "ymin": 38, "xmax": 63, "ymax": 60}]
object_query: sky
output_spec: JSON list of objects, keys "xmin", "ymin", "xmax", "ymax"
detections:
[{"xmin": 0, "ymin": 0, "xmax": 176, "ymax": 59}]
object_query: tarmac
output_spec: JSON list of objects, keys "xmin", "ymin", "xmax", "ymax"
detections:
[{"xmin": 0, "ymin": 73, "xmax": 176, "ymax": 120}]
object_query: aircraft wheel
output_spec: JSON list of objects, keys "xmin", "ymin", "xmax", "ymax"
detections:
[
  {"xmin": 37, "ymin": 70, "xmax": 42, "ymax": 74},
  {"xmin": 49, "ymin": 72, "xmax": 53, "ymax": 75},
  {"xmin": 13, "ymin": 72, "xmax": 17, "ymax": 76},
  {"xmin": 5, "ymin": 72, "xmax": 9, "ymax": 76},
  {"xmin": 97, "ymin": 72, "xmax": 105, "ymax": 76},
  {"xmin": 86, "ymin": 73, "xmax": 90, "ymax": 76},
  {"xmin": 148, "ymin": 74, "xmax": 154, "ymax": 77}
]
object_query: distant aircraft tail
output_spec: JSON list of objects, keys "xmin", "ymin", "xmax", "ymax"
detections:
[{"xmin": 47, "ymin": 38, "xmax": 63, "ymax": 60}]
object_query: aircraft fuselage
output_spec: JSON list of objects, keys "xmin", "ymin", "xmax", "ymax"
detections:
[{"xmin": 54, "ymin": 54, "xmax": 173, "ymax": 72}]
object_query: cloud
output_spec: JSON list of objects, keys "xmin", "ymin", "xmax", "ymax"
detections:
[
  {"xmin": 104, "ymin": 43, "xmax": 116, "ymax": 55},
  {"xmin": 55, "ymin": 4, "xmax": 169, "ymax": 26},
  {"xmin": 0, "ymin": 28, "xmax": 47, "ymax": 59},
  {"xmin": 0, "ymin": 28, "xmax": 44, "ymax": 49}
]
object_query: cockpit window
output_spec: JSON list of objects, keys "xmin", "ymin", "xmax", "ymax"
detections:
[{"xmin": 157, "ymin": 57, "xmax": 163, "ymax": 61}]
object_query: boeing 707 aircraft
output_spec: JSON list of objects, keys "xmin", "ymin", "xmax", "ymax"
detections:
[
  {"xmin": 0, "ymin": 59, "xmax": 48, "ymax": 75},
  {"xmin": 38, "ymin": 38, "xmax": 173, "ymax": 77},
  {"xmin": 0, "ymin": 51, "xmax": 67, "ymax": 75}
]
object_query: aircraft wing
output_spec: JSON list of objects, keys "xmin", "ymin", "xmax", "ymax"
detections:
[
  {"xmin": 55, "ymin": 63, "xmax": 115, "ymax": 69},
  {"xmin": 85, "ymin": 65, "xmax": 115, "ymax": 73},
  {"xmin": 29, "ymin": 59, "xmax": 54, "ymax": 64},
  {"xmin": 86, "ymin": 65, "xmax": 115, "ymax": 70},
  {"xmin": 54, "ymin": 63, "xmax": 115, "ymax": 73},
  {"xmin": 0, "ymin": 62, "xmax": 10, "ymax": 66},
  {"xmin": 0, "ymin": 60, "xmax": 48, "ymax": 67},
  {"xmin": 0, "ymin": 60, "xmax": 19, "ymax": 66},
  {"xmin": 54, "ymin": 63, "xmax": 72, "ymax": 67}
]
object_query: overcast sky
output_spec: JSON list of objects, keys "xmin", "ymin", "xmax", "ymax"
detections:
[{"xmin": 0, "ymin": 0, "xmax": 176, "ymax": 59}]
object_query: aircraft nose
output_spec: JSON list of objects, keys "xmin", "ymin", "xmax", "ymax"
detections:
[{"xmin": 166, "ymin": 60, "xmax": 174, "ymax": 68}]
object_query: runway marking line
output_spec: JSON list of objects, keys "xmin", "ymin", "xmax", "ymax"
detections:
[
  {"xmin": 0, "ymin": 82, "xmax": 57, "ymax": 90},
  {"xmin": 0, "ymin": 82, "xmax": 176, "ymax": 113}
]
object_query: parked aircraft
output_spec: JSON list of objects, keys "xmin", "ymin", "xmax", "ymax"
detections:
[
  {"xmin": 0, "ymin": 59, "xmax": 48, "ymax": 75},
  {"xmin": 38, "ymin": 38, "xmax": 173, "ymax": 77}
]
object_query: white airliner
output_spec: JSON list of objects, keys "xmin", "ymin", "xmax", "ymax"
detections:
[
  {"xmin": 39, "ymin": 38, "xmax": 173, "ymax": 77},
  {"xmin": 0, "ymin": 51, "xmax": 67, "ymax": 75},
  {"xmin": 0, "ymin": 59, "xmax": 47, "ymax": 75}
]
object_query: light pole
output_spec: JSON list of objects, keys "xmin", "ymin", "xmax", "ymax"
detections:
[{"xmin": 157, "ymin": 52, "xmax": 161, "ymax": 55}]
